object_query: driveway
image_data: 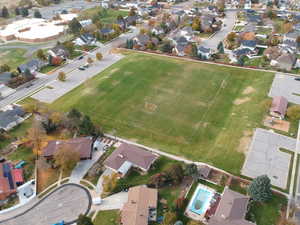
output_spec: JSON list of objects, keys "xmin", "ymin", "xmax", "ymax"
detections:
[
  {"xmin": 242, "ymin": 128, "xmax": 296, "ymax": 189},
  {"xmin": 0, "ymin": 183, "xmax": 91, "ymax": 225},
  {"xmin": 97, "ymin": 192, "xmax": 128, "ymax": 211},
  {"xmin": 200, "ymin": 10, "xmax": 237, "ymax": 50},
  {"xmin": 269, "ymin": 73, "xmax": 300, "ymax": 104},
  {"xmin": 69, "ymin": 149, "xmax": 105, "ymax": 184}
]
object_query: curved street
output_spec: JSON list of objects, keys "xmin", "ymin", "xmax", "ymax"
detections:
[{"xmin": 0, "ymin": 184, "xmax": 91, "ymax": 225}]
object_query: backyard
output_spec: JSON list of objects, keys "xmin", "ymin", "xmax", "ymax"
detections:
[
  {"xmin": 94, "ymin": 210, "xmax": 120, "ymax": 225},
  {"xmin": 50, "ymin": 52, "xmax": 274, "ymax": 174},
  {"xmin": 0, "ymin": 48, "xmax": 27, "ymax": 70}
]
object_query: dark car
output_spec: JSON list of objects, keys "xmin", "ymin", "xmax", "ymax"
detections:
[
  {"xmin": 78, "ymin": 66, "xmax": 85, "ymax": 71},
  {"xmin": 295, "ymin": 77, "xmax": 300, "ymax": 81},
  {"xmin": 78, "ymin": 56, "xmax": 84, "ymax": 60}
]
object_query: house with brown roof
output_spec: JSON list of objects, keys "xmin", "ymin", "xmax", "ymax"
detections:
[
  {"xmin": 42, "ymin": 137, "xmax": 94, "ymax": 160},
  {"xmin": 270, "ymin": 96, "xmax": 288, "ymax": 119},
  {"xmin": 121, "ymin": 185, "xmax": 158, "ymax": 225},
  {"xmin": 103, "ymin": 143, "xmax": 158, "ymax": 176},
  {"xmin": 208, "ymin": 188, "xmax": 255, "ymax": 225}
]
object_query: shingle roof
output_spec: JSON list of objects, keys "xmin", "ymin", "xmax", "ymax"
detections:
[
  {"xmin": 121, "ymin": 186, "xmax": 158, "ymax": 225},
  {"xmin": 0, "ymin": 72, "xmax": 12, "ymax": 85},
  {"xmin": 0, "ymin": 105, "xmax": 25, "ymax": 130},
  {"xmin": 42, "ymin": 137, "xmax": 93, "ymax": 159},
  {"xmin": 104, "ymin": 143, "xmax": 158, "ymax": 173}
]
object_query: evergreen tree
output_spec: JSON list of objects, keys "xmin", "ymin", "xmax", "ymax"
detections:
[
  {"xmin": 2, "ymin": 6, "xmax": 9, "ymax": 18},
  {"xmin": 79, "ymin": 115, "xmax": 95, "ymax": 136},
  {"xmin": 34, "ymin": 9, "xmax": 42, "ymax": 18},
  {"xmin": 15, "ymin": 7, "xmax": 20, "ymax": 16},
  {"xmin": 217, "ymin": 41, "xmax": 224, "ymax": 54},
  {"xmin": 20, "ymin": 8, "xmax": 29, "ymax": 17},
  {"xmin": 248, "ymin": 175, "xmax": 272, "ymax": 202},
  {"xmin": 24, "ymin": 68, "xmax": 34, "ymax": 80},
  {"xmin": 191, "ymin": 43, "xmax": 198, "ymax": 57},
  {"xmin": 68, "ymin": 18, "xmax": 82, "ymax": 34}
]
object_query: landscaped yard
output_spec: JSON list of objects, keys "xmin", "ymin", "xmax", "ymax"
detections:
[
  {"xmin": 0, "ymin": 48, "xmax": 27, "ymax": 70},
  {"xmin": 50, "ymin": 52, "xmax": 274, "ymax": 174},
  {"xmin": 94, "ymin": 210, "xmax": 120, "ymax": 225}
]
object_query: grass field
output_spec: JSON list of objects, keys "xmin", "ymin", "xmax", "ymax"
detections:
[
  {"xmin": 0, "ymin": 48, "xmax": 27, "ymax": 70},
  {"xmin": 94, "ymin": 210, "xmax": 120, "ymax": 225},
  {"xmin": 50, "ymin": 53, "xmax": 274, "ymax": 174}
]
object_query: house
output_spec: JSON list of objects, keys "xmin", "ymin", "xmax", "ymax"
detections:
[
  {"xmin": 281, "ymin": 39, "xmax": 299, "ymax": 54},
  {"xmin": 270, "ymin": 96, "xmax": 288, "ymax": 119},
  {"xmin": 0, "ymin": 105, "xmax": 27, "ymax": 131},
  {"xmin": 79, "ymin": 19, "xmax": 93, "ymax": 28},
  {"xmin": 121, "ymin": 185, "xmax": 158, "ymax": 225},
  {"xmin": 48, "ymin": 45, "xmax": 70, "ymax": 59},
  {"xmin": 42, "ymin": 137, "xmax": 94, "ymax": 160},
  {"xmin": 100, "ymin": 28, "xmax": 115, "ymax": 36},
  {"xmin": 0, "ymin": 162, "xmax": 24, "ymax": 202},
  {"xmin": 151, "ymin": 26, "xmax": 165, "ymax": 36},
  {"xmin": 173, "ymin": 44, "xmax": 188, "ymax": 56},
  {"xmin": 0, "ymin": 72, "xmax": 12, "ymax": 85},
  {"xmin": 198, "ymin": 46, "xmax": 213, "ymax": 59},
  {"xmin": 208, "ymin": 188, "xmax": 255, "ymax": 225},
  {"xmin": 283, "ymin": 30, "xmax": 300, "ymax": 42},
  {"xmin": 103, "ymin": 143, "xmax": 158, "ymax": 176},
  {"xmin": 263, "ymin": 46, "xmax": 281, "ymax": 60},
  {"xmin": 240, "ymin": 40, "xmax": 257, "ymax": 50},
  {"xmin": 17, "ymin": 59, "xmax": 46, "ymax": 74},
  {"xmin": 133, "ymin": 34, "xmax": 151, "ymax": 48},
  {"xmin": 74, "ymin": 33, "xmax": 96, "ymax": 46},
  {"xmin": 274, "ymin": 53, "xmax": 297, "ymax": 71},
  {"xmin": 125, "ymin": 15, "xmax": 138, "ymax": 26}
]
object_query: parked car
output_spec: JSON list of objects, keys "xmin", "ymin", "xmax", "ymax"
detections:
[
  {"xmin": 78, "ymin": 56, "xmax": 84, "ymax": 60},
  {"xmin": 78, "ymin": 66, "xmax": 85, "ymax": 71},
  {"xmin": 295, "ymin": 77, "xmax": 300, "ymax": 81}
]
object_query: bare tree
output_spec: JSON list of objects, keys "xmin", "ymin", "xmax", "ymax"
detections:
[
  {"xmin": 27, "ymin": 118, "xmax": 46, "ymax": 158},
  {"xmin": 54, "ymin": 144, "xmax": 80, "ymax": 172}
]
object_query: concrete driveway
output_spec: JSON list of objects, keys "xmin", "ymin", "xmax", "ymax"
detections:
[
  {"xmin": 269, "ymin": 73, "xmax": 300, "ymax": 104},
  {"xmin": 97, "ymin": 192, "xmax": 128, "ymax": 211},
  {"xmin": 0, "ymin": 184, "xmax": 91, "ymax": 225},
  {"xmin": 242, "ymin": 128, "xmax": 296, "ymax": 189},
  {"xmin": 200, "ymin": 10, "xmax": 237, "ymax": 50}
]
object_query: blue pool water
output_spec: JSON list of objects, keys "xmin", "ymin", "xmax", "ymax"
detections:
[{"xmin": 188, "ymin": 186, "xmax": 214, "ymax": 215}]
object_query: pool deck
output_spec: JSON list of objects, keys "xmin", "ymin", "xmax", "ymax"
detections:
[{"xmin": 185, "ymin": 183, "xmax": 215, "ymax": 222}]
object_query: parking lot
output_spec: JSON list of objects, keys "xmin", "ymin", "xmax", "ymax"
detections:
[
  {"xmin": 242, "ymin": 128, "xmax": 296, "ymax": 189},
  {"xmin": 269, "ymin": 73, "xmax": 300, "ymax": 104}
]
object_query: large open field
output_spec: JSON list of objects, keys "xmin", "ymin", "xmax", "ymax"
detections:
[{"xmin": 50, "ymin": 53, "xmax": 274, "ymax": 174}]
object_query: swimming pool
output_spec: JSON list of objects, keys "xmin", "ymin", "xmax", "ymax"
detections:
[{"xmin": 188, "ymin": 185, "xmax": 214, "ymax": 215}]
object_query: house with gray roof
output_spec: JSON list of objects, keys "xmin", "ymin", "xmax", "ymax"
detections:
[
  {"xmin": 208, "ymin": 188, "xmax": 255, "ymax": 225},
  {"xmin": 17, "ymin": 59, "xmax": 46, "ymax": 75},
  {"xmin": 0, "ymin": 72, "xmax": 12, "ymax": 85},
  {"xmin": 274, "ymin": 53, "xmax": 297, "ymax": 71},
  {"xmin": 283, "ymin": 30, "xmax": 300, "ymax": 42},
  {"xmin": 0, "ymin": 105, "xmax": 27, "ymax": 131}
]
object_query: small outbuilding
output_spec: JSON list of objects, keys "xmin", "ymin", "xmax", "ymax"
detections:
[{"xmin": 270, "ymin": 96, "xmax": 288, "ymax": 119}]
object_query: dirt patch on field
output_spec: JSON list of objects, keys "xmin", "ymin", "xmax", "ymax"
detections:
[
  {"xmin": 145, "ymin": 102, "xmax": 157, "ymax": 112},
  {"xmin": 194, "ymin": 100, "xmax": 207, "ymax": 107},
  {"xmin": 234, "ymin": 97, "xmax": 251, "ymax": 105},
  {"xmin": 108, "ymin": 68, "xmax": 119, "ymax": 75},
  {"xmin": 0, "ymin": 50, "xmax": 8, "ymax": 58},
  {"xmin": 124, "ymin": 71, "xmax": 133, "ymax": 76},
  {"xmin": 221, "ymin": 80, "xmax": 227, "ymax": 89},
  {"xmin": 237, "ymin": 130, "xmax": 253, "ymax": 154},
  {"xmin": 243, "ymin": 86, "xmax": 256, "ymax": 95},
  {"xmin": 194, "ymin": 122, "xmax": 209, "ymax": 129},
  {"xmin": 112, "ymin": 80, "xmax": 120, "ymax": 86}
]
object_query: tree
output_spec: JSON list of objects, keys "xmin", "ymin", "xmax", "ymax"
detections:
[
  {"xmin": 63, "ymin": 41, "xmax": 75, "ymax": 56},
  {"xmin": 27, "ymin": 119, "xmax": 46, "ymax": 157},
  {"xmin": 20, "ymin": 7, "xmax": 29, "ymax": 17},
  {"xmin": 185, "ymin": 163, "xmax": 198, "ymax": 180},
  {"xmin": 15, "ymin": 7, "xmax": 20, "ymax": 16},
  {"xmin": 96, "ymin": 52, "xmax": 103, "ymax": 61},
  {"xmin": 191, "ymin": 43, "xmax": 198, "ymax": 57},
  {"xmin": 0, "ymin": 64, "xmax": 10, "ymax": 72},
  {"xmin": 103, "ymin": 173, "xmax": 118, "ymax": 193},
  {"xmin": 283, "ymin": 22, "xmax": 293, "ymax": 33},
  {"xmin": 287, "ymin": 105, "xmax": 300, "ymax": 121},
  {"xmin": 68, "ymin": 18, "xmax": 82, "ymax": 34},
  {"xmin": 42, "ymin": 119, "xmax": 57, "ymax": 134},
  {"xmin": 24, "ymin": 68, "xmax": 34, "ymax": 80},
  {"xmin": 68, "ymin": 108, "xmax": 82, "ymax": 120},
  {"xmin": 77, "ymin": 214, "xmax": 94, "ymax": 225},
  {"xmin": 87, "ymin": 57, "xmax": 93, "ymax": 64},
  {"xmin": 36, "ymin": 49, "xmax": 46, "ymax": 60},
  {"xmin": 165, "ymin": 163, "xmax": 184, "ymax": 184},
  {"xmin": 34, "ymin": 9, "xmax": 42, "ymax": 18},
  {"xmin": 248, "ymin": 175, "xmax": 272, "ymax": 202},
  {"xmin": 54, "ymin": 143, "xmax": 80, "ymax": 171},
  {"xmin": 58, "ymin": 72, "xmax": 66, "ymax": 81},
  {"xmin": 191, "ymin": 17, "xmax": 201, "ymax": 31},
  {"xmin": 160, "ymin": 41, "xmax": 173, "ymax": 53},
  {"xmin": 217, "ymin": 41, "xmax": 224, "ymax": 54},
  {"xmin": 163, "ymin": 211, "xmax": 177, "ymax": 225},
  {"xmin": 79, "ymin": 115, "xmax": 95, "ymax": 135},
  {"xmin": 1, "ymin": 6, "xmax": 9, "ymax": 18},
  {"xmin": 129, "ymin": 8, "xmax": 136, "ymax": 16},
  {"xmin": 227, "ymin": 32, "xmax": 236, "ymax": 42}
]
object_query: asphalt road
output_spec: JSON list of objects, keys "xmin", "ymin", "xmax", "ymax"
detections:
[
  {"xmin": 200, "ymin": 10, "xmax": 237, "ymax": 50},
  {"xmin": 0, "ymin": 28, "xmax": 139, "ymax": 109},
  {"xmin": 0, "ymin": 184, "xmax": 91, "ymax": 225}
]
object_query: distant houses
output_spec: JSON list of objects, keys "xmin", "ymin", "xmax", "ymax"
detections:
[{"xmin": 0, "ymin": 105, "xmax": 28, "ymax": 131}]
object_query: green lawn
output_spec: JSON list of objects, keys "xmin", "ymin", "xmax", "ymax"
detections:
[
  {"xmin": 0, "ymin": 48, "xmax": 27, "ymax": 70},
  {"xmin": 50, "ymin": 53, "xmax": 274, "ymax": 174},
  {"xmin": 94, "ymin": 210, "xmax": 120, "ymax": 225},
  {"xmin": 247, "ymin": 194, "xmax": 287, "ymax": 225},
  {"xmin": 78, "ymin": 7, "xmax": 128, "ymax": 24}
]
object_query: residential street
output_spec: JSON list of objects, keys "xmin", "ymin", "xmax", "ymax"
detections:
[
  {"xmin": 200, "ymin": 10, "xmax": 237, "ymax": 50},
  {"xmin": 0, "ymin": 28, "xmax": 139, "ymax": 109},
  {"xmin": 0, "ymin": 184, "xmax": 91, "ymax": 225}
]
